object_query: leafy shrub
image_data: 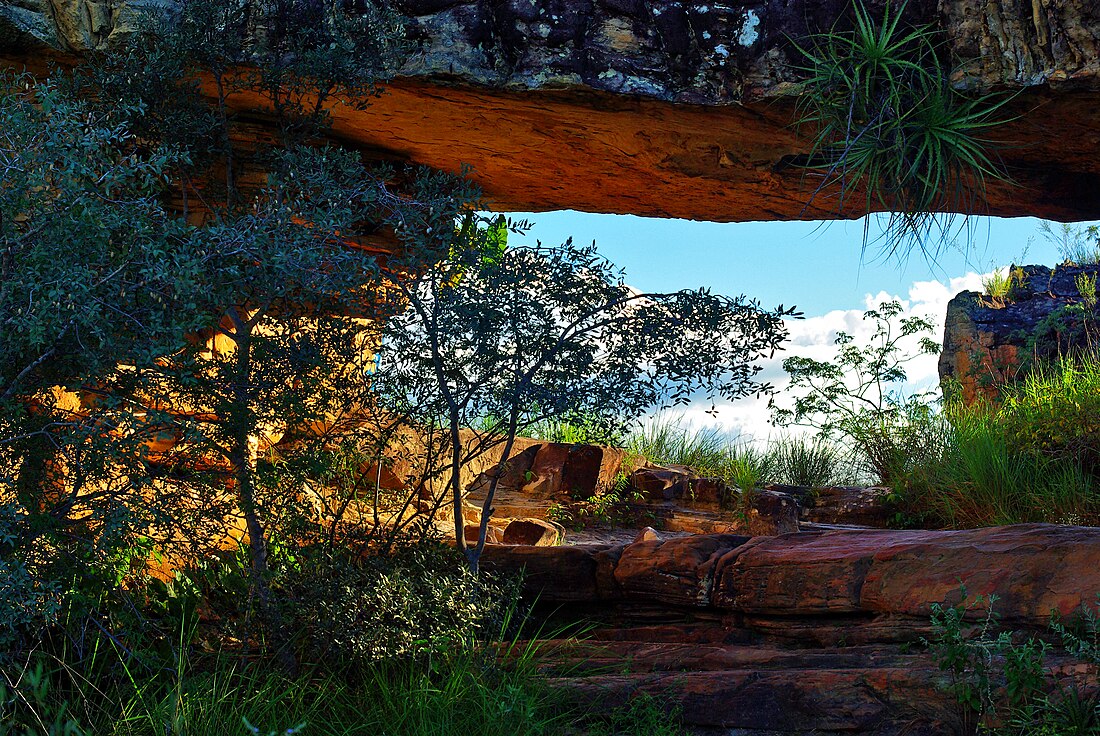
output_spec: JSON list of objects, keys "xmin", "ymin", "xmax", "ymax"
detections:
[
  {"xmin": 927, "ymin": 593, "xmax": 1100, "ymax": 736},
  {"xmin": 771, "ymin": 300, "xmax": 940, "ymax": 485},
  {"xmin": 585, "ymin": 693, "xmax": 685, "ymax": 736},
  {"xmin": 284, "ymin": 543, "xmax": 521, "ymax": 667},
  {"xmin": 894, "ymin": 399, "xmax": 1098, "ymax": 528},
  {"xmin": 998, "ymin": 357, "xmax": 1100, "ymax": 474},
  {"xmin": 1028, "ymin": 303, "xmax": 1100, "ymax": 362}
]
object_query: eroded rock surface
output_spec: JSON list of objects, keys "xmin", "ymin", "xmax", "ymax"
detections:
[{"xmin": 483, "ymin": 524, "xmax": 1100, "ymax": 734}]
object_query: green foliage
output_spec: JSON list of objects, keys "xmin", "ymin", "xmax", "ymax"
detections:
[
  {"xmin": 526, "ymin": 414, "xmax": 627, "ymax": 447},
  {"xmin": 927, "ymin": 592, "xmax": 1005, "ymax": 725},
  {"xmin": 0, "ymin": 68, "xmax": 222, "ymax": 653},
  {"xmin": 792, "ymin": 0, "xmax": 1012, "ymax": 255},
  {"xmin": 1050, "ymin": 596, "xmax": 1100, "ymax": 665},
  {"xmin": 927, "ymin": 593, "xmax": 1100, "ymax": 736},
  {"xmin": 585, "ymin": 693, "xmax": 685, "ymax": 736},
  {"xmin": 0, "ymin": 0, "xmax": 474, "ymax": 655},
  {"xmin": 1076, "ymin": 272, "xmax": 1098, "ymax": 310},
  {"xmin": 1039, "ymin": 221, "xmax": 1100, "ymax": 266},
  {"xmin": 770, "ymin": 300, "xmax": 941, "ymax": 484},
  {"xmin": 1027, "ymin": 301, "xmax": 1100, "ymax": 360},
  {"xmin": 0, "ymin": 661, "xmax": 83, "ymax": 736},
  {"xmin": 998, "ymin": 357, "xmax": 1100, "ymax": 474},
  {"xmin": 624, "ymin": 417, "xmax": 859, "ymax": 491},
  {"xmin": 982, "ymin": 266, "xmax": 1027, "ymax": 303},
  {"xmin": 769, "ymin": 435, "xmax": 860, "ymax": 487},
  {"xmin": 284, "ymin": 543, "xmax": 520, "ymax": 667},
  {"xmin": 625, "ymin": 419, "xmax": 736, "ymax": 477},
  {"xmin": 375, "ymin": 240, "xmax": 794, "ymax": 569},
  {"xmin": 892, "ymin": 397, "xmax": 1098, "ymax": 528},
  {"xmin": 0, "ymin": 562, "xmax": 686, "ymax": 736}
]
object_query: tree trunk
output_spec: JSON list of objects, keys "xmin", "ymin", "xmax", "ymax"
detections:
[{"xmin": 229, "ymin": 322, "xmax": 296, "ymax": 672}]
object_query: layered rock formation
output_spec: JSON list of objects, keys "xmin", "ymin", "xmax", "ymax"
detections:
[
  {"xmin": 4, "ymin": 0, "xmax": 1100, "ymax": 222},
  {"xmin": 939, "ymin": 262, "xmax": 1100, "ymax": 402},
  {"xmin": 484, "ymin": 524, "xmax": 1100, "ymax": 734}
]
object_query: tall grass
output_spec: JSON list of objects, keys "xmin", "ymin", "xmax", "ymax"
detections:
[
  {"xmin": 625, "ymin": 416, "xmax": 859, "ymax": 489},
  {"xmin": 3, "ymin": 648, "xmax": 575, "ymax": 736},
  {"xmin": 893, "ymin": 356, "xmax": 1100, "ymax": 528}
]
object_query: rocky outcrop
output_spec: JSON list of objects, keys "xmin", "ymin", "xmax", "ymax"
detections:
[
  {"xmin": 485, "ymin": 524, "xmax": 1100, "ymax": 631},
  {"xmin": 4, "ymin": 1, "xmax": 1100, "ymax": 222},
  {"xmin": 484, "ymin": 524, "xmax": 1100, "ymax": 734},
  {"xmin": 939, "ymin": 263, "xmax": 1100, "ymax": 403}
]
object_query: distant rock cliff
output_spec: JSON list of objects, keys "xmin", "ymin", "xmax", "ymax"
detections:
[
  {"xmin": 3, "ymin": 0, "xmax": 1100, "ymax": 221},
  {"xmin": 940, "ymin": 262, "xmax": 1100, "ymax": 403}
]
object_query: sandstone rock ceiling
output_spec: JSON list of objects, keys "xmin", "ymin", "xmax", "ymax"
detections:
[{"xmin": 3, "ymin": 0, "xmax": 1100, "ymax": 222}]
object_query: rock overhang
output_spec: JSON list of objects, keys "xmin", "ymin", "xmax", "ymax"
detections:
[{"xmin": 2, "ymin": 0, "xmax": 1100, "ymax": 222}]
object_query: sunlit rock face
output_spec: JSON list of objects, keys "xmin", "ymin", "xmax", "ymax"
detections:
[{"xmin": 3, "ymin": 0, "xmax": 1100, "ymax": 221}]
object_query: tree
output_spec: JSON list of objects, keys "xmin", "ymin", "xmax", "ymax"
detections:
[
  {"xmin": 0, "ymin": 0, "xmax": 460, "ymax": 654},
  {"xmin": 0, "ymin": 71, "xmax": 221, "ymax": 647},
  {"xmin": 769, "ymin": 299, "xmax": 941, "ymax": 484},
  {"xmin": 372, "ymin": 237, "xmax": 795, "ymax": 572}
]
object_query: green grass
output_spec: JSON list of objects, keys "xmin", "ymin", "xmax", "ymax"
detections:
[
  {"xmin": 1, "ymin": 649, "xmax": 567, "ymax": 736},
  {"xmin": 625, "ymin": 416, "xmax": 860, "ymax": 489},
  {"xmin": 3, "ymin": 634, "xmax": 688, "ymax": 736},
  {"xmin": 982, "ymin": 267, "xmax": 1013, "ymax": 300},
  {"xmin": 891, "ymin": 356, "xmax": 1100, "ymax": 528}
]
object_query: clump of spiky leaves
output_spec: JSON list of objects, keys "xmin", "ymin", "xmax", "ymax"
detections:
[{"xmin": 792, "ymin": 0, "xmax": 1013, "ymax": 258}]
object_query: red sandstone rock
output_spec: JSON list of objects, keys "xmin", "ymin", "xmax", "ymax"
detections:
[
  {"xmin": 614, "ymin": 534, "xmax": 749, "ymax": 607},
  {"xmin": 470, "ymin": 442, "xmax": 629, "ymax": 500},
  {"xmin": 799, "ymin": 485, "xmax": 893, "ymax": 527},
  {"xmin": 715, "ymin": 524, "xmax": 1100, "ymax": 626},
  {"xmin": 480, "ymin": 543, "xmax": 619, "ymax": 601},
  {"xmin": 502, "ymin": 517, "xmax": 564, "ymax": 546},
  {"xmin": 8, "ymin": 1, "xmax": 1100, "ymax": 224},
  {"xmin": 463, "ymin": 523, "xmax": 503, "ymax": 545}
]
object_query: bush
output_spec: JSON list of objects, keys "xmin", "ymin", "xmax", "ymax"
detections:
[
  {"xmin": 284, "ymin": 543, "xmax": 521, "ymax": 668},
  {"xmin": 927, "ymin": 593, "xmax": 1100, "ymax": 736},
  {"xmin": 771, "ymin": 300, "xmax": 941, "ymax": 485},
  {"xmin": 999, "ymin": 356, "xmax": 1100, "ymax": 472},
  {"xmin": 892, "ymin": 393, "xmax": 1100, "ymax": 528}
]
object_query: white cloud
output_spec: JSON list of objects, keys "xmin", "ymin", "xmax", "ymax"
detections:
[{"xmin": 661, "ymin": 271, "xmax": 987, "ymax": 444}]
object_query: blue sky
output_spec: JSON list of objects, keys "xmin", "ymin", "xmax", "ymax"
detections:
[
  {"xmin": 505, "ymin": 212, "xmax": 1070, "ymax": 315},
  {"xmin": 504, "ymin": 211, "xmax": 1100, "ymax": 440}
]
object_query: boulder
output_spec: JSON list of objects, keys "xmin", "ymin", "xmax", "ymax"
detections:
[
  {"xmin": 478, "ymin": 525, "xmax": 1100, "ymax": 734},
  {"xmin": 629, "ymin": 465, "xmax": 730, "ymax": 508},
  {"xmin": 470, "ymin": 442, "xmax": 631, "ymax": 500},
  {"xmin": 463, "ymin": 523, "xmax": 504, "ymax": 545},
  {"xmin": 613, "ymin": 534, "xmax": 749, "ymax": 607},
  {"xmin": 800, "ymin": 485, "xmax": 893, "ymax": 527}
]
